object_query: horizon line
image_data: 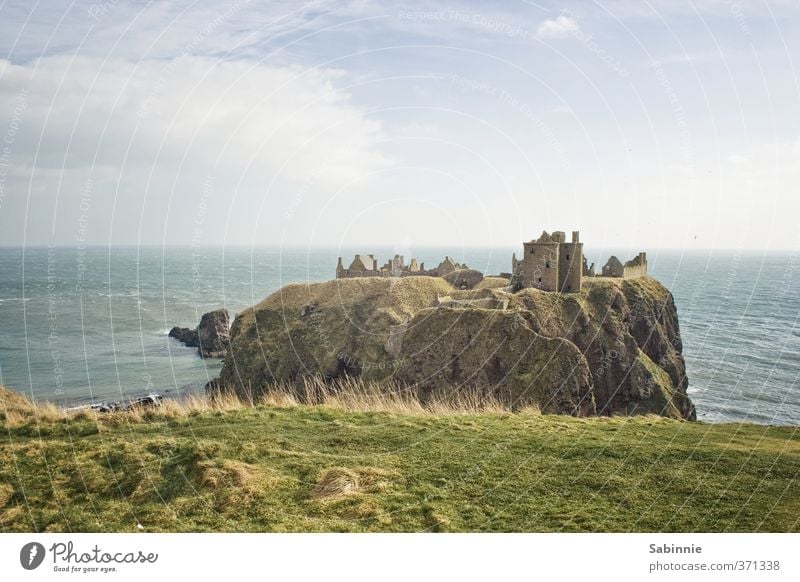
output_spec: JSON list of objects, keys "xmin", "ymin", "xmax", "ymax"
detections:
[{"xmin": 0, "ymin": 244, "xmax": 797, "ymax": 253}]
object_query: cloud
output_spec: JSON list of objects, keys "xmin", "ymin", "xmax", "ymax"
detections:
[
  {"xmin": 536, "ymin": 15, "xmax": 579, "ymax": 39},
  {"xmin": 0, "ymin": 55, "xmax": 386, "ymax": 179},
  {"xmin": 654, "ymin": 50, "xmax": 724, "ymax": 65},
  {"xmin": 0, "ymin": 0, "xmax": 346, "ymax": 62},
  {"xmin": 0, "ymin": 54, "xmax": 389, "ymax": 244}
]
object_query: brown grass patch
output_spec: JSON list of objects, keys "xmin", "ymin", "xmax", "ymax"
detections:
[
  {"xmin": 0, "ymin": 482, "xmax": 15, "ymax": 507},
  {"xmin": 310, "ymin": 468, "xmax": 362, "ymax": 500},
  {"xmin": 2, "ymin": 375, "xmax": 526, "ymax": 429},
  {"xmin": 309, "ymin": 466, "xmax": 390, "ymax": 501},
  {"xmin": 198, "ymin": 460, "xmax": 257, "ymax": 489}
]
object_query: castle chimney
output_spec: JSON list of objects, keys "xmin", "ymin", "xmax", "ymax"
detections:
[
  {"xmin": 336, "ymin": 257, "xmax": 344, "ymax": 272},
  {"xmin": 572, "ymin": 231, "xmax": 579, "ymax": 243}
]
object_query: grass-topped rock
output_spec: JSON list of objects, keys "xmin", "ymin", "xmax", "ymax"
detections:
[{"xmin": 219, "ymin": 276, "xmax": 695, "ymax": 420}]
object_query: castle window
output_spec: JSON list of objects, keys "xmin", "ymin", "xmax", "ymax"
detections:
[
  {"xmin": 566, "ymin": 254, "xmax": 570, "ymax": 260},
  {"xmin": 545, "ymin": 260, "xmax": 550, "ymax": 268},
  {"xmin": 538, "ymin": 277, "xmax": 542, "ymax": 283}
]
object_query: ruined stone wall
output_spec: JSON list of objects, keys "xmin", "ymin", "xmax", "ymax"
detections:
[
  {"xmin": 337, "ymin": 268, "xmax": 440, "ymax": 279},
  {"xmin": 336, "ymin": 269, "xmax": 385, "ymax": 279},
  {"xmin": 521, "ymin": 242, "xmax": 559, "ymax": 292},
  {"xmin": 558, "ymin": 242, "xmax": 583, "ymax": 292},
  {"xmin": 622, "ymin": 264, "xmax": 647, "ymax": 279},
  {"xmin": 622, "ymin": 252, "xmax": 648, "ymax": 279},
  {"xmin": 602, "ymin": 256, "xmax": 624, "ymax": 277}
]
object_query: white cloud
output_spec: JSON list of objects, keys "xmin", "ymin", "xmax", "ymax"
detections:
[
  {"xmin": 0, "ymin": 55, "xmax": 387, "ymax": 180},
  {"xmin": 0, "ymin": 55, "xmax": 389, "ymax": 244},
  {"xmin": 536, "ymin": 15, "xmax": 579, "ymax": 39}
]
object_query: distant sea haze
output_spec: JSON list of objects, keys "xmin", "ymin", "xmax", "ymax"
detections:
[{"xmin": 0, "ymin": 246, "xmax": 797, "ymax": 425}]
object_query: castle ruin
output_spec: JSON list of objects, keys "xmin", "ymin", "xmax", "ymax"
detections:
[
  {"xmin": 601, "ymin": 252, "xmax": 648, "ymax": 279},
  {"xmin": 336, "ymin": 254, "xmax": 467, "ymax": 279},
  {"xmin": 512, "ymin": 230, "xmax": 648, "ymax": 293},
  {"xmin": 512, "ymin": 230, "xmax": 583, "ymax": 293},
  {"xmin": 335, "ymin": 230, "xmax": 648, "ymax": 293}
]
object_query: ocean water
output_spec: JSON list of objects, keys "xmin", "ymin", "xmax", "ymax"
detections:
[{"xmin": 0, "ymin": 246, "xmax": 797, "ymax": 425}]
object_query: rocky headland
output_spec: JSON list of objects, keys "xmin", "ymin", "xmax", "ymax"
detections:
[{"xmin": 216, "ymin": 273, "xmax": 695, "ymax": 420}]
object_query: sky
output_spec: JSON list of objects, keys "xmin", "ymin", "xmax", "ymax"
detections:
[{"xmin": 0, "ymin": 0, "xmax": 798, "ymax": 250}]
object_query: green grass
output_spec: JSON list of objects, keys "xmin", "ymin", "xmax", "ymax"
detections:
[{"xmin": 1, "ymin": 399, "xmax": 798, "ymax": 532}]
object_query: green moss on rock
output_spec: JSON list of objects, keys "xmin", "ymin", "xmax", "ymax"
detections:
[{"xmin": 220, "ymin": 276, "xmax": 695, "ymax": 420}]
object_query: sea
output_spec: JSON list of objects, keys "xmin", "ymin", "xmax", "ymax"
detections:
[{"xmin": 0, "ymin": 246, "xmax": 797, "ymax": 425}]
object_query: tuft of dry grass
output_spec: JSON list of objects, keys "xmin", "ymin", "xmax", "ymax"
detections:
[
  {"xmin": 2, "ymin": 376, "xmax": 529, "ymax": 429},
  {"xmin": 251, "ymin": 376, "xmax": 512, "ymax": 416},
  {"xmin": 1, "ymin": 386, "xmax": 65, "ymax": 426},
  {"xmin": 310, "ymin": 467, "xmax": 361, "ymax": 500},
  {"xmin": 309, "ymin": 466, "xmax": 390, "ymax": 501},
  {"xmin": 0, "ymin": 482, "xmax": 14, "ymax": 507},
  {"xmin": 197, "ymin": 460, "xmax": 255, "ymax": 489}
]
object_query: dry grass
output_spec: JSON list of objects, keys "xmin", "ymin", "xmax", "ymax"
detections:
[
  {"xmin": 0, "ymin": 387, "xmax": 65, "ymax": 426},
  {"xmin": 310, "ymin": 468, "xmax": 361, "ymax": 500},
  {"xmin": 309, "ymin": 466, "xmax": 390, "ymax": 501},
  {"xmin": 254, "ymin": 376, "xmax": 520, "ymax": 416},
  {"xmin": 474, "ymin": 276, "xmax": 512, "ymax": 290},
  {"xmin": 1, "ymin": 378, "xmax": 532, "ymax": 429}
]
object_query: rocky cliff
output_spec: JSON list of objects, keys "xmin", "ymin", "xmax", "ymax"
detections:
[
  {"xmin": 169, "ymin": 308, "xmax": 230, "ymax": 358},
  {"xmin": 218, "ymin": 276, "xmax": 695, "ymax": 419}
]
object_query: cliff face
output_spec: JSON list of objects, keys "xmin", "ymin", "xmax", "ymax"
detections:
[{"xmin": 219, "ymin": 276, "xmax": 695, "ymax": 420}]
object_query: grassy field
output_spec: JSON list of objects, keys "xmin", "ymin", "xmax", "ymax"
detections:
[{"xmin": 1, "ymin": 385, "xmax": 798, "ymax": 533}]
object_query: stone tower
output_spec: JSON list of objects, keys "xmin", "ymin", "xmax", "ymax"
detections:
[
  {"xmin": 516, "ymin": 229, "xmax": 583, "ymax": 293},
  {"xmin": 520, "ymin": 231, "xmax": 560, "ymax": 291},
  {"xmin": 558, "ymin": 231, "xmax": 583, "ymax": 293}
]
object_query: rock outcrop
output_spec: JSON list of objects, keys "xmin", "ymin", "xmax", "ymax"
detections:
[
  {"xmin": 442, "ymin": 268, "xmax": 485, "ymax": 290},
  {"xmin": 197, "ymin": 309, "xmax": 230, "ymax": 358},
  {"xmin": 168, "ymin": 327, "xmax": 199, "ymax": 348},
  {"xmin": 218, "ymin": 276, "xmax": 695, "ymax": 419},
  {"xmin": 169, "ymin": 308, "xmax": 230, "ymax": 358}
]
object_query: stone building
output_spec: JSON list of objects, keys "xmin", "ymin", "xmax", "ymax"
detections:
[
  {"xmin": 512, "ymin": 230, "xmax": 584, "ymax": 293},
  {"xmin": 336, "ymin": 253, "xmax": 465, "ymax": 279},
  {"xmin": 601, "ymin": 252, "xmax": 647, "ymax": 279},
  {"xmin": 601, "ymin": 256, "xmax": 624, "ymax": 277},
  {"xmin": 335, "ymin": 232, "xmax": 649, "ymax": 292},
  {"xmin": 435, "ymin": 256, "xmax": 459, "ymax": 277},
  {"xmin": 336, "ymin": 254, "xmax": 381, "ymax": 278}
]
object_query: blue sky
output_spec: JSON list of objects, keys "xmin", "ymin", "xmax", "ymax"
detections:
[{"xmin": 0, "ymin": 0, "xmax": 798, "ymax": 250}]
